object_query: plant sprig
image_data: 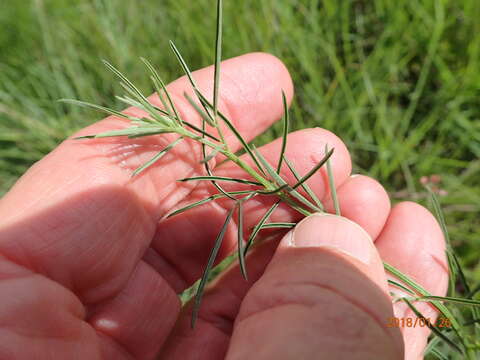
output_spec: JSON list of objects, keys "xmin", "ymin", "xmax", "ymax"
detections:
[{"xmin": 61, "ymin": 1, "xmax": 480, "ymax": 358}]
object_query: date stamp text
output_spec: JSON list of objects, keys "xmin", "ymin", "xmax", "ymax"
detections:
[{"xmin": 387, "ymin": 317, "xmax": 451, "ymax": 328}]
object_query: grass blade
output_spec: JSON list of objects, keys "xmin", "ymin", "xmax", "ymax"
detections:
[
  {"xmin": 403, "ymin": 298, "xmax": 463, "ymax": 355},
  {"xmin": 178, "ymin": 175, "xmax": 262, "ymax": 186},
  {"xmin": 423, "ymin": 337, "xmax": 443, "ymax": 359},
  {"xmin": 468, "ymin": 284, "xmax": 480, "ymax": 298},
  {"xmin": 428, "ymin": 348, "xmax": 449, "ymax": 360},
  {"xmin": 427, "ymin": 186, "xmax": 479, "ymax": 332},
  {"xmin": 191, "ymin": 206, "xmax": 235, "ymax": 328},
  {"xmin": 237, "ymin": 201, "xmax": 247, "ymax": 280},
  {"xmin": 384, "ymin": 261, "xmax": 463, "ymax": 339},
  {"xmin": 276, "ymin": 91, "xmax": 289, "ymax": 173},
  {"xmin": 427, "ymin": 186, "xmax": 464, "ymax": 292},
  {"xmin": 132, "ymin": 137, "xmax": 183, "ymax": 177},
  {"xmin": 325, "ymin": 145, "xmax": 340, "ymax": 215}
]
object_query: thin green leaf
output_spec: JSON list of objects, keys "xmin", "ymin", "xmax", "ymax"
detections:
[
  {"xmin": 151, "ymin": 79, "xmax": 173, "ymax": 117},
  {"xmin": 252, "ymin": 145, "xmax": 318, "ymax": 215},
  {"xmin": 132, "ymin": 137, "xmax": 183, "ymax": 177},
  {"xmin": 244, "ymin": 201, "xmax": 280, "ymax": 255},
  {"xmin": 325, "ymin": 145, "xmax": 340, "ymax": 216},
  {"xmin": 388, "ymin": 279, "xmax": 416, "ymax": 295},
  {"xmin": 59, "ymin": 99, "xmax": 138, "ymax": 121},
  {"xmin": 75, "ymin": 126, "xmax": 170, "ymax": 139},
  {"xmin": 181, "ymin": 119, "xmax": 220, "ymax": 141},
  {"xmin": 260, "ymin": 222, "xmax": 296, "ymax": 229},
  {"xmin": 284, "ymin": 156, "xmax": 324, "ymax": 210},
  {"xmin": 237, "ymin": 201, "xmax": 247, "ymax": 280},
  {"xmin": 257, "ymin": 183, "xmax": 289, "ymax": 195},
  {"xmin": 427, "ymin": 186, "xmax": 479, "ymax": 326},
  {"xmin": 200, "ymin": 149, "xmax": 219, "ymax": 164},
  {"xmin": 468, "ymin": 284, "xmax": 480, "ymax": 298},
  {"xmin": 403, "ymin": 298, "xmax": 463, "ymax": 355},
  {"xmin": 213, "ymin": 0, "xmax": 223, "ymax": 126},
  {"xmin": 178, "ymin": 176, "xmax": 262, "ymax": 186},
  {"xmin": 184, "ymin": 92, "xmax": 216, "ymax": 127},
  {"xmin": 115, "ymin": 94, "xmax": 144, "ymax": 109},
  {"xmin": 415, "ymin": 295, "xmax": 480, "ymax": 307},
  {"xmin": 196, "ymin": 93, "xmax": 267, "ymax": 176},
  {"xmin": 103, "ymin": 60, "xmax": 168, "ymax": 124},
  {"xmin": 423, "ymin": 337, "xmax": 443, "ymax": 359},
  {"xmin": 167, "ymin": 190, "xmax": 252, "ymax": 218},
  {"xmin": 115, "ymin": 95, "xmax": 169, "ymax": 121},
  {"xmin": 428, "ymin": 348, "xmax": 449, "ymax": 360},
  {"xmin": 117, "ymin": 81, "xmax": 170, "ymax": 125},
  {"xmin": 463, "ymin": 318, "xmax": 480, "ymax": 327},
  {"xmin": 140, "ymin": 57, "xmax": 181, "ymax": 123},
  {"xmin": 384, "ymin": 261, "xmax": 463, "ymax": 339},
  {"xmin": 277, "ymin": 91, "xmax": 289, "ymax": 173},
  {"xmin": 169, "ymin": 41, "xmax": 216, "ymax": 126},
  {"xmin": 135, "ymin": 117, "xmax": 158, "ymax": 125},
  {"xmin": 428, "ymin": 186, "xmax": 463, "ymax": 291},
  {"xmin": 183, "ymin": 123, "xmax": 220, "ymax": 141},
  {"xmin": 192, "ymin": 206, "xmax": 235, "ymax": 328},
  {"xmin": 292, "ymin": 148, "xmax": 334, "ymax": 191},
  {"xmin": 181, "ymin": 74, "xmax": 235, "ymax": 203},
  {"xmin": 103, "ymin": 60, "xmax": 137, "ymax": 91},
  {"xmin": 169, "ymin": 41, "xmax": 197, "ymax": 93}
]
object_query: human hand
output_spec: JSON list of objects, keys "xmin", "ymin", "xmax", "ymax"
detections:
[{"xmin": 0, "ymin": 53, "xmax": 447, "ymax": 359}]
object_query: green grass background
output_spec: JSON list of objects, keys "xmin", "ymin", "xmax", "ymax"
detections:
[{"xmin": 1, "ymin": 0, "xmax": 479, "ymax": 355}]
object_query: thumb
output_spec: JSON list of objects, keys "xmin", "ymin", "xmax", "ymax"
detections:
[{"xmin": 226, "ymin": 214, "xmax": 404, "ymax": 360}]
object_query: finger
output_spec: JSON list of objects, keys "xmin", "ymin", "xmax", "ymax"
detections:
[
  {"xmin": 149, "ymin": 128, "xmax": 352, "ymax": 292},
  {"xmin": 88, "ymin": 261, "xmax": 179, "ymax": 360},
  {"xmin": 226, "ymin": 214, "xmax": 404, "ymax": 359},
  {"xmin": 324, "ymin": 174, "xmax": 391, "ymax": 240},
  {"xmin": 375, "ymin": 202, "xmax": 448, "ymax": 360},
  {"xmin": 0, "ymin": 53, "xmax": 293, "ymax": 304},
  {"xmin": 158, "ymin": 234, "xmax": 283, "ymax": 360},
  {"xmin": 0, "ymin": 255, "xmax": 102, "ymax": 359}
]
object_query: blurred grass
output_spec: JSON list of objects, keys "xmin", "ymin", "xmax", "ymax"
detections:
[{"xmin": 0, "ymin": 0, "xmax": 479, "ymax": 353}]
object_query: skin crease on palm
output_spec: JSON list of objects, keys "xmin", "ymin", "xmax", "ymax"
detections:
[{"xmin": 0, "ymin": 53, "xmax": 448, "ymax": 360}]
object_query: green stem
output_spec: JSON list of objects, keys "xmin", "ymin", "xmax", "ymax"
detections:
[{"xmin": 179, "ymin": 128, "xmax": 312, "ymax": 216}]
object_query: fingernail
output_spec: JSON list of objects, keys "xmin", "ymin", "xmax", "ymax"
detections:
[{"xmin": 286, "ymin": 213, "xmax": 372, "ymax": 264}]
